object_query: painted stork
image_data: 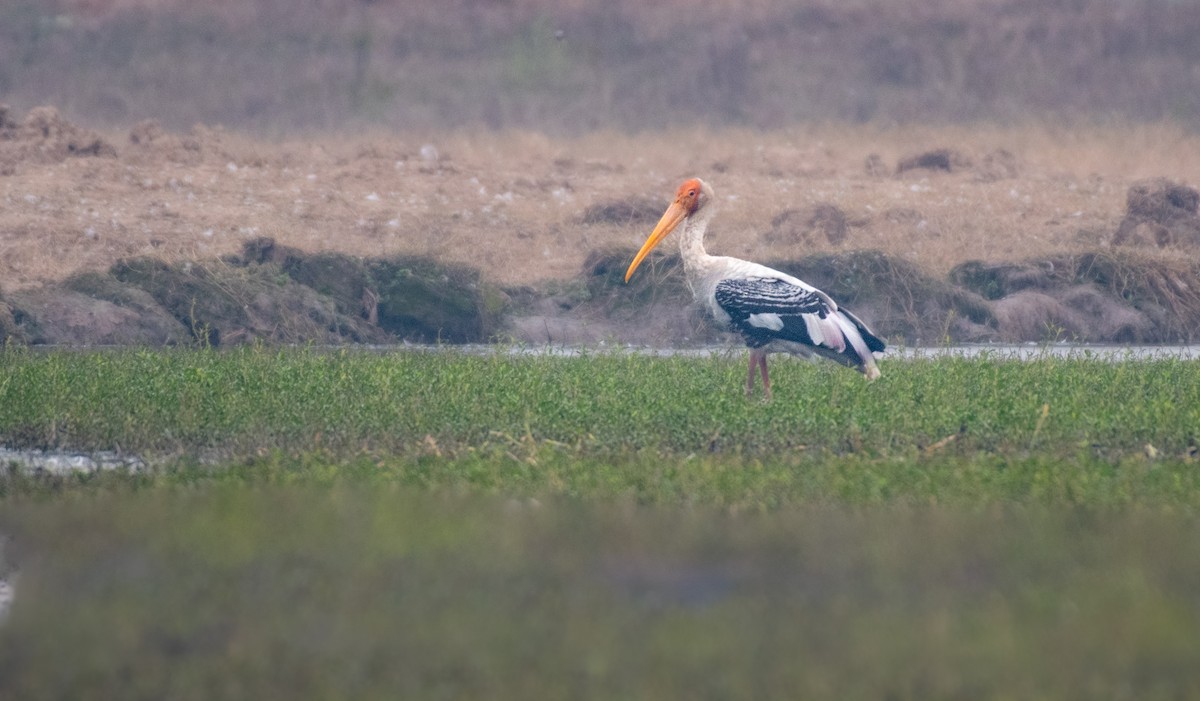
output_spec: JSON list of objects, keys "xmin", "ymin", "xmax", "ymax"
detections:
[{"xmin": 624, "ymin": 178, "xmax": 885, "ymax": 398}]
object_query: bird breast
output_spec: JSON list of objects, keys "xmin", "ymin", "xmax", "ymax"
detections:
[{"xmin": 687, "ymin": 256, "xmax": 769, "ymax": 325}]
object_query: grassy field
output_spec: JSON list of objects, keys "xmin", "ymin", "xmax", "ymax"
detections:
[
  {"xmin": 2, "ymin": 347, "xmax": 1200, "ymax": 460},
  {"xmin": 2, "ymin": 346, "xmax": 1200, "ymax": 503},
  {"xmin": 3, "ymin": 348, "xmax": 1200, "ymax": 699}
]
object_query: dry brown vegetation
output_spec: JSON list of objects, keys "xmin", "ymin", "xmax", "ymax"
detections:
[
  {"xmin": 5, "ymin": 0, "xmax": 1200, "ymax": 345},
  {"xmin": 2, "ymin": 107, "xmax": 1199, "ymax": 297},
  {"xmin": 3, "ymin": 0, "xmax": 1200, "ymax": 133}
]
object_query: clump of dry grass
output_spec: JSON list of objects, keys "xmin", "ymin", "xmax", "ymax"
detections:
[
  {"xmin": 1113, "ymin": 177, "xmax": 1200, "ymax": 248},
  {"xmin": 0, "ymin": 105, "xmax": 115, "ymax": 173},
  {"xmin": 1066, "ymin": 250, "xmax": 1200, "ymax": 339},
  {"xmin": 949, "ymin": 248, "xmax": 1200, "ymax": 343}
]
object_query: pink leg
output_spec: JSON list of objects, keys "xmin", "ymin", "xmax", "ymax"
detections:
[
  {"xmin": 746, "ymin": 349, "xmax": 772, "ymax": 399},
  {"xmin": 758, "ymin": 353, "xmax": 771, "ymax": 400},
  {"xmin": 746, "ymin": 350, "xmax": 760, "ymax": 396}
]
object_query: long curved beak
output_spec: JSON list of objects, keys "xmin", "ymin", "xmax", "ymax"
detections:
[{"xmin": 624, "ymin": 201, "xmax": 688, "ymax": 282}]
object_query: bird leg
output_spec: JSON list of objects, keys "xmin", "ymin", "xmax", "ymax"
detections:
[
  {"xmin": 746, "ymin": 349, "xmax": 772, "ymax": 399},
  {"xmin": 758, "ymin": 352, "xmax": 772, "ymax": 400}
]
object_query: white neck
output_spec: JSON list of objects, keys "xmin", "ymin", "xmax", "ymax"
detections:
[
  {"xmin": 677, "ymin": 205, "xmax": 719, "ymax": 301},
  {"xmin": 679, "ymin": 205, "xmax": 715, "ymax": 275}
]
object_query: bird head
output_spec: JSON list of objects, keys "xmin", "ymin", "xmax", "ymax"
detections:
[{"xmin": 624, "ymin": 178, "xmax": 710, "ymax": 283}]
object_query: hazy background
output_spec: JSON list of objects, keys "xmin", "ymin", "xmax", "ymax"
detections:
[{"xmin": 2, "ymin": 0, "xmax": 1199, "ymax": 135}]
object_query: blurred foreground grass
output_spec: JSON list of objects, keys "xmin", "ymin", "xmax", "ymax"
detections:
[
  {"xmin": 2, "ymin": 348, "xmax": 1200, "ymax": 699},
  {"xmin": 2, "ymin": 490, "xmax": 1199, "ymax": 700}
]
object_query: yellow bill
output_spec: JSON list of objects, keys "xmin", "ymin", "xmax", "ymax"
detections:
[{"xmin": 624, "ymin": 201, "xmax": 688, "ymax": 282}]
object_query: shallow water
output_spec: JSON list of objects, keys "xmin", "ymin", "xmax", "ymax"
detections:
[
  {"xmin": 0, "ymin": 447, "xmax": 145, "ymax": 476},
  {"xmin": 427, "ymin": 343, "xmax": 1200, "ymax": 361},
  {"xmin": 22, "ymin": 342, "xmax": 1200, "ymax": 361},
  {"xmin": 891, "ymin": 344, "xmax": 1200, "ymax": 360},
  {"xmin": 0, "ymin": 575, "xmax": 12, "ymax": 626}
]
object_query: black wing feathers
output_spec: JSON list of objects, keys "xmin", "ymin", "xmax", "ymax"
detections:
[
  {"xmin": 838, "ymin": 307, "xmax": 887, "ymax": 353},
  {"xmin": 715, "ymin": 277, "xmax": 886, "ymax": 355},
  {"xmin": 715, "ymin": 277, "xmax": 831, "ymax": 347},
  {"xmin": 715, "ymin": 277, "xmax": 830, "ymax": 318}
]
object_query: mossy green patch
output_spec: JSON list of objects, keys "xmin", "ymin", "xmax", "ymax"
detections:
[
  {"xmin": 110, "ymin": 257, "xmax": 386, "ymax": 345},
  {"xmin": 368, "ymin": 256, "xmax": 506, "ymax": 343},
  {"xmin": 772, "ymin": 250, "xmax": 995, "ymax": 343},
  {"xmin": 581, "ymin": 247, "xmax": 691, "ymax": 314},
  {"xmin": 0, "ymin": 296, "xmax": 22, "ymax": 346}
]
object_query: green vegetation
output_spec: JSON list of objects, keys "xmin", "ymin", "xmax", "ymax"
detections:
[
  {"xmin": 3, "ymin": 491, "xmax": 1199, "ymax": 700},
  {"xmin": 2, "ymin": 345, "xmax": 1199, "ymax": 507},
  {"xmin": 2, "ymin": 348, "xmax": 1200, "ymax": 699},
  {"xmin": 3, "ymin": 346, "xmax": 1200, "ymax": 464}
]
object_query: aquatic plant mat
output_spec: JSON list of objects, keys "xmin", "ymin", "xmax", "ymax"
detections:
[{"xmin": 2, "ymin": 348, "xmax": 1200, "ymax": 698}]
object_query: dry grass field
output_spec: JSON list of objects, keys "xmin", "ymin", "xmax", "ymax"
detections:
[
  {"xmin": 3, "ymin": 109, "xmax": 1200, "ymax": 296},
  {"xmin": 5, "ymin": 1, "xmax": 1200, "ymax": 345}
]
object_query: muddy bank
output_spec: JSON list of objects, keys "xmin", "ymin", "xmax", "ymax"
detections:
[
  {"xmin": 4, "ymin": 237, "xmax": 1200, "ymax": 348},
  {"xmin": 514, "ymin": 247, "xmax": 1200, "ymax": 347},
  {"xmin": 1, "ymin": 110, "xmax": 1196, "ymax": 350},
  {"xmin": 2, "ymin": 238, "xmax": 510, "ymax": 347},
  {"xmin": 505, "ymin": 175, "xmax": 1200, "ymax": 346}
]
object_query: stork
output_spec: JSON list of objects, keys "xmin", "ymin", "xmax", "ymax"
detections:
[{"xmin": 624, "ymin": 178, "xmax": 885, "ymax": 398}]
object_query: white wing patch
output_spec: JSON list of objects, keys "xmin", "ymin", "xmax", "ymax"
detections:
[
  {"xmin": 748, "ymin": 313, "xmax": 784, "ymax": 331},
  {"xmin": 803, "ymin": 315, "xmax": 828, "ymax": 348}
]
